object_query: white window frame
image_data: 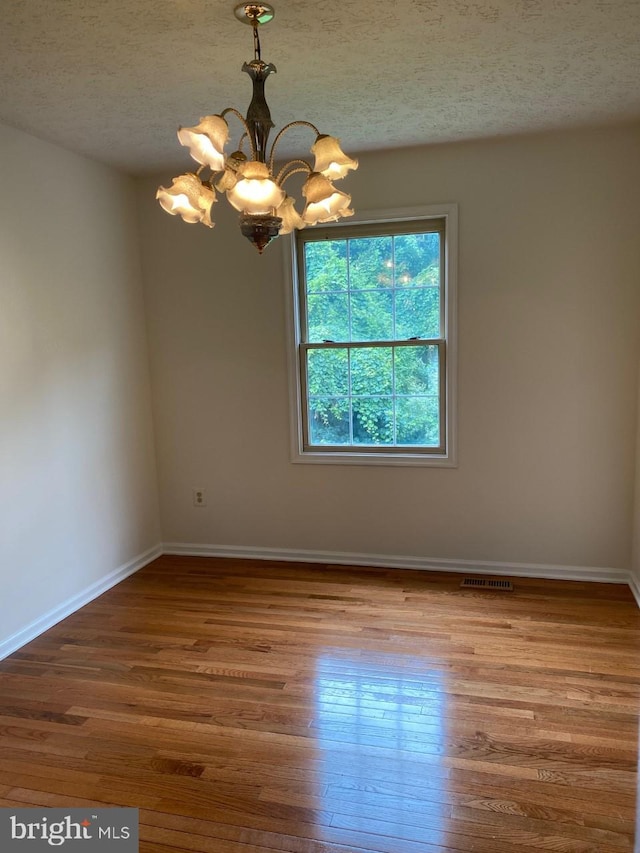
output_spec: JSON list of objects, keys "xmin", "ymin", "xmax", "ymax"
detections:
[{"xmin": 284, "ymin": 203, "xmax": 458, "ymax": 467}]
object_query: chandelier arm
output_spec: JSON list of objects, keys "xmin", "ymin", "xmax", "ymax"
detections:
[
  {"xmin": 237, "ymin": 131, "xmax": 249, "ymax": 153},
  {"xmin": 276, "ymin": 160, "xmax": 312, "ymax": 186},
  {"xmin": 268, "ymin": 120, "xmax": 320, "ymax": 173},
  {"xmin": 221, "ymin": 107, "xmax": 257, "ymax": 159}
]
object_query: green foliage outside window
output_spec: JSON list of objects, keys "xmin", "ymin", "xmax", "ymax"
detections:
[{"xmin": 302, "ymin": 231, "xmax": 443, "ymax": 448}]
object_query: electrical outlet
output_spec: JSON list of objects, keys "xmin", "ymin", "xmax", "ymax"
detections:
[{"xmin": 193, "ymin": 489, "xmax": 207, "ymax": 507}]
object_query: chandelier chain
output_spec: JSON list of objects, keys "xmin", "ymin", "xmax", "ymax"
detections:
[{"xmin": 253, "ymin": 20, "xmax": 262, "ymax": 61}]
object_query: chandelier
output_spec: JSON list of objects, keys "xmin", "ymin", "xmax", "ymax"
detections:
[{"xmin": 156, "ymin": 2, "xmax": 358, "ymax": 253}]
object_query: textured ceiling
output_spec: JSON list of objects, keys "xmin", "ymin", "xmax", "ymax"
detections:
[{"xmin": 1, "ymin": 0, "xmax": 639, "ymax": 176}]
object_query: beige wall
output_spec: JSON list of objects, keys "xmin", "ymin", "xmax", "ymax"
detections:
[
  {"xmin": 138, "ymin": 123, "xmax": 640, "ymax": 574},
  {"xmin": 632, "ymin": 360, "xmax": 640, "ymax": 597},
  {"xmin": 0, "ymin": 122, "xmax": 161, "ymax": 650}
]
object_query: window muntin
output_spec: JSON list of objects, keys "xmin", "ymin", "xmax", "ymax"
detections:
[{"xmin": 292, "ymin": 213, "xmax": 454, "ymax": 462}]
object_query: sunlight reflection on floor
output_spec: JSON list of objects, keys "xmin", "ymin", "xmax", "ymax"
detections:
[{"xmin": 312, "ymin": 651, "xmax": 450, "ymax": 846}]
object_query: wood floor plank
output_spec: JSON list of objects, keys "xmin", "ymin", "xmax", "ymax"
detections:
[{"xmin": 1, "ymin": 555, "xmax": 638, "ymax": 852}]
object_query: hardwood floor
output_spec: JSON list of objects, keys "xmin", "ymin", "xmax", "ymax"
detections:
[{"xmin": 0, "ymin": 556, "xmax": 639, "ymax": 852}]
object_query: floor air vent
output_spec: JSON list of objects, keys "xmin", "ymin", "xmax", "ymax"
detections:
[{"xmin": 460, "ymin": 578, "xmax": 514, "ymax": 591}]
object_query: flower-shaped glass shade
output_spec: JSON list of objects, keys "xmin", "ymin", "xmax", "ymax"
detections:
[
  {"xmin": 156, "ymin": 173, "xmax": 216, "ymax": 228},
  {"xmin": 276, "ymin": 196, "xmax": 306, "ymax": 235},
  {"xmin": 177, "ymin": 115, "xmax": 229, "ymax": 171},
  {"xmin": 319, "ymin": 206, "xmax": 355, "ymax": 224},
  {"xmin": 301, "ymin": 172, "xmax": 352, "ymax": 225},
  {"xmin": 311, "ymin": 135, "xmax": 359, "ymax": 180},
  {"xmin": 226, "ymin": 160, "xmax": 285, "ymax": 215}
]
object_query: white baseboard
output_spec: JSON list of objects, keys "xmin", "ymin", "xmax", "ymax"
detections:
[
  {"xmin": 162, "ymin": 541, "xmax": 630, "ymax": 585},
  {"xmin": 3, "ymin": 543, "xmax": 635, "ymax": 662},
  {"xmin": 0, "ymin": 543, "xmax": 162, "ymax": 661}
]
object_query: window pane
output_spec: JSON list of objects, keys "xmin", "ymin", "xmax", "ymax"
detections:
[
  {"xmin": 350, "ymin": 290, "xmax": 393, "ymax": 341},
  {"xmin": 352, "ymin": 397, "xmax": 393, "ymax": 445},
  {"xmin": 395, "ymin": 287, "xmax": 440, "ymax": 339},
  {"xmin": 307, "ymin": 293, "xmax": 349, "ymax": 342},
  {"xmin": 348, "ymin": 236, "xmax": 393, "ymax": 290},
  {"xmin": 393, "ymin": 233, "xmax": 440, "ymax": 287},
  {"xmin": 296, "ymin": 216, "xmax": 451, "ymax": 458},
  {"xmin": 308, "ymin": 398, "xmax": 350, "ymax": 445},
  {"xmin": 305, "ymin": 241, "xmax": 347, "ymax": 293},
  {"xmin": 396, "ymin": 396, "xmax": 440, "ymax": 446},
  {"xmin": 350, "ymin": 347, "xmax": 392, "ymax": 396},
  {"xmin": 307, "ymin": 348, "xmax": 348, "ymax": 396},
  {"xmin": 395, "ymin": 346, "xmax": 439, "ymax": 396}
]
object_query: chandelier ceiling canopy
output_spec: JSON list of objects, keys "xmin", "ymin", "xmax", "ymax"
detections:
[{"xmin": 156, "ymin": 2, "xmax": 358, "ymax": 253}]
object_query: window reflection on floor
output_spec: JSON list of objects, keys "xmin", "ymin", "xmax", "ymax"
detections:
[{"xmin": 313, "ymin": 652, "xmax": 449, "ymax": 845}]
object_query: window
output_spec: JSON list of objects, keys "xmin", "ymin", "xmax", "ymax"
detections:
[{"xmin": 287, "ymin": 206, "xmax": 457, "ymax": 466}]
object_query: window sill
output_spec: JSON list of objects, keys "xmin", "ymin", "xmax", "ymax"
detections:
[{"xmin": 291, "ymin": 449, "xmax": 458, "ymax": 468}]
